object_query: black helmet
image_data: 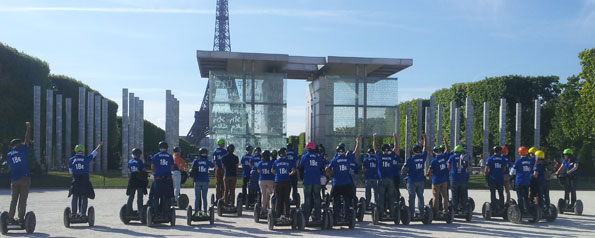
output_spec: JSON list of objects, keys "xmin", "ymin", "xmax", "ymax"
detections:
[
  {"xmin": 278, "ymin": 147, "xmax": 288, "ymax": 157},
  {"xmin": 246, "ymin": 145, "xmax": 254, "ymax": 152},
  {"xmin": 173, "ymin": 146, "xmax": 181, "ymax": 153},
  {"xmin": 318, "ymin": 144, "xmax": 326, "ymax": 155},
  {"xmin": 262, "ymin": 150, "xmax": 271, "ymax": 160},
  {"xmin": 390, "ymin": 143, "xmax": 395, "ymax": 149},
  {"xmin": 339, "ymin": 143, "xmax": 346, "ymax": 148},
  {"xmin": 336, "ymin": 145, "xmax": 346, "ymax": 153},
  {"xmin": 381, "ymin": 144, "xmax": 391, "ymax": 152},
  {"xmin": 131, "ymin": 148, "xmax": 142, "ymax": 156},
  {"xmin": 227, "ymin": 144, "xmax": 235, "ymax": 153},
  {"xmin": 254, "ymin": 147, "xmax": 262, "ymax": 155},
  {"xmin": 10, "ymin": 139, "xmax": 22, "ymax": 147},
  {"xmin": 412, "ymin": 144, "xmax": 423, "ymax": 154},
  {"xmin": 286, "ymin": 143, "xmax": 294, "ymax": 151},
  {"xmin": 199, "ymin": 148, "xmax": 209, "ymax": 157},
  {"xmin": 367, "ymin": 148, "xmax": 375, "ymax": 155},
  {"xmin": 433, "ymin": 146, "xmax": 444, "ymax": 153},
  {"xmin": 493, "ymin": 146, "xmax": 502, "ymax": 154},
  {"xmin": 158, "ymin": 141, "xmax": 168, "ymax": 150}
]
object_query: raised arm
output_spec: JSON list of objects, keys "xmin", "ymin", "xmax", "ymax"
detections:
[
  {"xmin": 354, "ymin": 135, "xmax": 361, "ymax": 156},
  {"xmin": 443, "ymin": 137, "xmax": 449, "ymax": 153},
  {"xmin": 393, "ymin": 133, "xmax": 399, "ymax": 155},
  {"xmin": 24, "ymin": 122, "xmax": 31, "ymax": 147},
  {"xmin": 373, "ymin": 133, "xmax": 378, "ymax": 153},
  {"xmin": 422, "ymin": 133, "xmax": 429, "ymax": 151},
  {"xmin": 94, "ymin": 141, "xmax": 103, "ymax": 152}
]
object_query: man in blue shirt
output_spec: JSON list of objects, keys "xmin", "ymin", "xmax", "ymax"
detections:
[
  {"xmin": 362, "ymin": 149, "xmax": 378, "ymax": 208},
  {"xmin": 501, "ymin": 145, "xmax": 512, "ymax": 202},
  {"xmin": 191, "ymin": 148, "xmax": 214, "ymax": 216},
  {"xmin": 212, "ymin": 139, "xmax": 227, "ymax": 201},
  {"xmin": 126, "ymin": 148, "xmax": 148, "ymax": 215},
  {"xmin": 256, "ymin": 150, "xmax": 275, "ymax": 214},
  {"xmin": 248, "ymin": 147, "xmax": 262, "ymax": 206},
  {"xmin": 484, "ymin": 146, "xmax": 506, "ymax": 210},
  {"xmin": 150, "ymin": 141, "xmax": 175, "ymax": 215},
  {"xmin": 287, "ymin": 143, "xmax": 300, "ymax": 204},
  {"xmin": 510, "ymin": 146, "xmax": 533, "ymax": 213},
  {"xmin": 448, "ymin": 144, "xmax": 470, "ymax": 213},
  {"xmin": 326, "ymin": 136, "xmax": 360, "ymax": 221},
  {"xmin": 533, "ymin": 150, "xmax": 549, "ymax": 210},
  {"xmin": 426, "ymin": 137, "xmax": 450, "ymax": 215},
  {"xmin": 373, "ymin": 133, "xmax": 400, "ymax": 218},
  {"xmin": 272, "ymin": 148, "xmax": 296, "ymax": 218},
  {"xmin": 403, "ymin": 133, "xmax": 429, "ymax": 217},
  {"xmin": 222, "ymin": 144, "xmax": 239, "ymax": 206},
  {"xmin": 241, "ymin": 146, "xmax": 253, "ymax": 203},
  {"xmin": 68, "ymin": 142, "xmax": 102, "ymax": 217},
  {"xmin": 299, "ymin": 142, "xmax": 325, "ymax": 221},
  {"xmin": 556, "ymin": 148, "xmax": 580, "ymax": 209},
  {"xmin": 6, "ymin": 122, "xmax": 31, "ymax": 224}
]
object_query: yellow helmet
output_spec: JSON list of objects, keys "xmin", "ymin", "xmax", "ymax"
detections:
[
  {"xmin": 535, "ymin": 150, "xmax": 545, "ymax": 159},
  {"xmin": 528, "ymin": 146, "xmax": 537, "ymax": 154}
]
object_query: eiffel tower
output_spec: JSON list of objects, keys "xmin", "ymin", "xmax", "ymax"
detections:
[{"xmin": 186, "ymin": 0, "xmax": 231, "ymax": 145}]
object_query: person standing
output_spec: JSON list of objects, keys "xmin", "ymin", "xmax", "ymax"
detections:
[
  {"xmin": 212, "ymin": 139, "xmax": 227, "ymax": 200},
  {"xmin": 256, "ymin": 150, "xmax": 274, "ymax": 214},
  {"xmin": 172, "ymin": 146, "xmax": 186, "ymax": 205},
  {"xmin": 150, "ymin": 141, "xmax": 175, "ymax": 215},
  {"xmin": 374, "ymin": 133, "xmax": 399, "ymax": 218},
  {"xmin": 510, "ymin": 146, "xmax": 533, "ymax": 213},
  {"xmin": 287, "ymin": 143, "xmax": 300, "ymax": 204},
  {"xmin": 191, "ymin": 148, "xmax": 214, "ymax": 216},
  {"xmin": 556, "ymin": 148, "xmax": 580, "ymax": 209},
  {"xmin": 6, "ymin": 122, "xmax": 32, "ymax": 224},
  {"xmin": 241, "ymin": 146, "xmax": 254, "ymax": 201},
  {"xmin": 126, "ymin": 148, "xmax": 148, "ymax": 215},
  {"xmin": 448, "ymin": 144, "xmax": 470, "ymax": 214},
  {"xmin": 299, "ymin": 142, "xmax": 325, "ymax": 222},
  {"xmin": 362, "ymin": 149, "xmax": 378, "ymax": 208},
  {"xmin": 427, "ymin": 137, "xmax": 450, "ymax": 215},
  {"xmin": 272, "ymin": 148, "xmax": 296, "ymax": 219},
  {"xmin": 222, "ymin": 144, "xmax": 239, "ymax": 207},
  {"xmin": 484, "ymin": 146, "xmax": 506, "ymax": 210},
  {"xmin": 402, "ymin": 134, "xmax": 429, "ymax": 218},
  {"xmin": 68, "ymin": 142, "xmax": 102, "ymax": 218}
]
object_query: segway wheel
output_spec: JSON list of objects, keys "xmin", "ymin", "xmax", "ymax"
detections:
[
  {"xmin": 465, "ymin": 203, "xmax": 473, "ymax": 222},
  {"xmin": 236, "ymin": 197, "xmax": 243, "ymax": 216},
  {"xmin": 140, "ymin": 205, "xmax": 148, "ymax": 224},
  {"xmin": 371, "ymin": 206, "xmax": 379, "ymax": 225},
  {"xmin": 209, "ymin": 206, "xmax": 215, "ymax": 225},
  {"xmin": 575, "ymin": 200, "xmax": 583, "ymax": 215},
  {"xmin": 63, "ymin": 207, "xmax": 71, "ymax": 228},
  {"xmin": 186, "ymin": 206, "xmax": 193, "ymax": 226},
  {"xmin": 24, "ymin": 211, "xmax": 36, "ymax": 234},
  {"xmin": 290, "ymin": 209, "xmax": 297, "ymax": 230},
  {"xmin": 1, "ymin": 211, "xmax": 9, "ymax": 234},
  {"xmin": 529, "ymin": 204, "xmax": 541, "ymax": 223},
  {"xmin": 507, "ymin": 204, "xmax": 521, "ymax": 224},
  {"xmin": 468, "ymin": 198, "xmax": 475, "ymax": 213},
  {"xmin": 546, "ymin": 204, "xmax": 558, "ymax": 222},
  {"xmin": 357, "ymin": 202, "xmax": 365, "ymax": 222},
  {"xmin": 557, "ymin": 198, "xmax": 565, "ymax": 214},
  {"xmin": 254, "ymin": 203, "xmax": 261, "ymax": 223},
  {"xmin": 217, "ymin": 199, "xmax": 223, "ymax": 217},
  {"xmin": 146, "ymin": 206, "xmax": 154, "ymax": 227},
  {"xmin": 348, "ymin": 208, "xmax": 356, "ymax": 229},
  {"xmin": 120, "ymin": 204, "xmax": 130, "ymax": 224},
  {"xmin": 178, "ymin": 194, "xmax": 189, "ymax": 210},
  {"xmin": 327, "ymin": 210, "xmax": 334, "ymax": 230},
  {"xmin": 298, "ymin": 210, "xmax": 306, "ymax": 230},
  {"xmin": 170, "ymin": 208, "xmax": 176, "ymax": 226},
  {"xmin": 423, "ymin": 205, "xmax": 433, "ymax": 225},
  {"xmin": 87, "ymin": 206, "xmax": 95, "ymax": 227},
  {"xmin": 446, "ymin": 205, "xmax": 454, "ymax": 224},
  {"xmin": 268, "ymin": 210, "xmax": 275, "ymax": 230},
  {"xmin": 211, "ymin": 194, "xmax": 215, "ymax": 205},
  {"xmin": 428, "ymin": 198, "xmax": 434, "ymax": 208},
  {"xmin": 401, "ymin": 206, "xmax": 411, "ymax": 225},
  {"xmin": 482, "ymin": 202, "xmax": 491, "ymax": 220}
]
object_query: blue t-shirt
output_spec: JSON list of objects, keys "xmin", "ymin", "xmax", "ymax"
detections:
[
  {"xmin": 256, "ymin": 160, "xmax": 275, "ymax": 181},
  {"xmin": 328, "ymin": 155, "xmax": 353, "ymax": 186},
  {"xmin": 563, "ymin": 158, "xmax": 579, "ymax": 175},
  {"xmin": 192, "ymin": 158, "xmax": 214, "ymax": 182},
  {"xmin": 212, "ymin": 147, "xmax": 227, "ymax": 170},
  {"xmin": 300, "ymin": 152, "xmax": 324, "ymax": 185},
  {"xmin": 250, "ymin": 155, "xmax": 261, "ymax": 172},
  {"xmin": 404, "ymin": 151, "xmax": 428, "ymax": 183},
  {"xmin": 241, "ymin": 154, "xmax": 252, "ymax": 178},
  {"xmin": 7, "ymin": 145, "xmax": 30, "ymax": 182},
  {"xmin": 363, "ymin": 156, "xmax": 378, "ymax": 180},
  {"xmin": 376, "ymin": 152, "xmax": 397, "ymax": 179},
  {"xmin": 287, "ymin": 150, "xmax": 299, "ymax": 167},
  {"xmin": 128, "ymin": 157, "xmax": 144, "ymax": 174},
  {"xmin": 69, "ymin": 151, "xmax": 98, "ymax": 175},
  {"xmin": 534, "ymin": 161, "xmax": 545, "ymax": 183},
  {"xmin": 430, "ymin": 153, "xmax": 450, "ymax": 185},
  {"xmin": 272, "ymin": 157, "xmax": 294, "ymax": 182},
  {"xmin": 392, "ymin": 154, "xmax": 402, "ymax": 177},
  {"xmin": 513, "ymin": 156, "xmax": 533, "ymax": 186},
  {"xmin": 152, "ymin": 151, "xmax": 174, "ymax": 178},
  {"xmin": 486, "ymin": 155, "xmax": 506, "ymax": 182},
  {"xmin": 503, "ymin": 155, "xmax": 512, "ymax": 175},
  {"xmin": 448, "ymin": 153, "xmax": 469, "ymax": 182}
]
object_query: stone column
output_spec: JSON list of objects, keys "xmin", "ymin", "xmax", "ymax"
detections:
[
  {"xmin": 417, "ymin": 100, "xmax": 422, "ymax": 143},
  {"xmin": 65, "ymin": 98, "xmax": 72, "ymax": 161},
  {"xmin": 515, "ymin": 103, "xmax": 521, "ymax": 159},
  {"xmin": 129, "ymin": 93, "xmax": 136, "ymax": 151},
  {"xmin": 424, "ymin": 107, "xmax": 431, "ymax": 167},
  {"xmin": 166, "ymin": 90, "xmax": 172, "ymax": 154},
  {"xmin": 428, "ymin": 97, "xmax": 436, "ymax": 166},
  {"xmin": 87, "ymin": 92, "xmax": 94, "ymax": 172},
  {"xmin": 499, "ymin": 98, "xmax": 506, "ymax": 146},
  {"xmin": 454, "ymin": 107, "xmax": 460, "ymax": 147},
  {"xmin": 395, "ymin": 106, "xmax": 400, "ymax": 151},
  {"xmin": 122, "ymin": 89, "xmax": 129, "ymax": 177},
  {"xmin": 95, "ymin": 95, "xmax": 102, "ymax": 172},
  {"xmin": 174, "ymin": 98, "xmax": 179, "ymax": 149},
  {"xmin": 437, "ymin": 104, "xmax": 443, "ymax": 145},
  {"xmin": 78, "ymin": 87, "xmax": 86, "ymax": 147},
  {"xmin": 139, "ymin": 100, "xmax": 144, "ymax": 154},
  {"xmin": 483, "ymin": 101, "xmax": 489, "ymax": 160},
  {"xmin": 102, "ymin": 99, "xmax": 108, "ymax": 172},
  {"xmin": 33, "ymin": 86, "xmax": 41, "ymax": 162},
  {"xmin": 465, "ymin": 97, "xmax": 473, "ymax": 160},
  {"xmin": 450, "ymin": 100, "xmax": 456, "ymax": 148},
  {"xmin": 135, "ymin": 97, "xmax": 141, "ymax": 149},
  {"xmin": 534, "ymin": 99, "xmax": 541, "ymax": 149},
  {"xmin": 56, "ymin": 94, "xmax": 63, "ymax": 170},
  {"xmin": 45, "ymin": 89, "xmax": 54, "ymax": 172},
  {"xmin": 405, "ymin": 104, "xmax": 411, "ymax": 159}
]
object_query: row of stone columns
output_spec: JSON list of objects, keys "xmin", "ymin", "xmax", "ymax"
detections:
[
  {"xmin": 165, "ymin": 90, "xmax": 179, "ymax": 155},
  {"xmin": 121, "ymin": 88, "xmax": 145, "ymax": 177},
  {"xmin": 33, "ymin": 86, "xmax": 108, "ymax": 172}
]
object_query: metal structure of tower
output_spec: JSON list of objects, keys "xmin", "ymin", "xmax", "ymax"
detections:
[{"xmin": 186, "ymin": 0, "xmax": 231, "ymax": 146}]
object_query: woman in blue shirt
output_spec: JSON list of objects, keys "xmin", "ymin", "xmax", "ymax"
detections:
[
  {"xmin": 272, "ymin": 148, "xmax": 296, "ymax": 218},
  {"xmin": 556, "ymin": 148, "xmax": 579, "ymax": 209},
  {"xmin": 256, "ymin": 150, "xmax": 275, "ymax": 215},
  {"xmin": 191, "ymin": 148, "xmax": 214, "ymax": 216},
  {"xmin": 126, "ymin": 148, "xmax": 148, "ymax": 215},
  {"xmin": 68, "ymin": 142, "xmax": 102, "ymax": 218}
]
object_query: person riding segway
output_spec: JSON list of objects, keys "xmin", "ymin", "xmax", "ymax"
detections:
[
  {"xmin": 120, "ymin": 148, "xmax": 149, "ymax": 224},
  {"xmin": 246, "ymin": 147, "xmax": 262, "ymax": 209},
  {"xmin": 287, "ymin": 143, "xmax": 301, "ymax": 207},
  {"xmin": 507, "ymin": 146, "xmax": 542, "ymax": 223},
  {"xmin": 241, "ymin": 146, "xmax": 254, "ymax": 208},
  {"xmin": 427, "ymin": 137, "xmax": 454, "ymax": 224},
  {"xmin": 187, "ymin": 148, "xmax": 216, "ymax": 225},
  {"xmin": 403, "ymin": 133, "xmax": 433, "ymax": 225},
  {"xmin": 482, "ymin": 146, "xmax": 516, "ymax": 221},
  {"xmin": 268, "ymin": 148, "xmax": 303, "ymax": 230},
  {"xmin": 146, "ymin": 141, "xmax": 176, "ymax": 227},
  {"xmin": 532, "ymin": 150, "xmax": 558, "ymax": 222},
  {"xmin": 216, "ymin": 144, "xmax": 243, "ymax": 217},
  {"xmin": 297, "ymin": 142, "xmax": 328, "ymax": 229},
  {"xmin": 254, "ymin": 150, "xmax": 274, "ymax": 223},
  {"xmin": 448, "ymin": 143, "xmax": 475, "ymax": 222},
  {"xmin": 172, "ymin": 146, "xmax": 189, "ymax": 210},
  {"xmin": 556, "ymin": 148, "xmax": 582, "ymax": 215}
]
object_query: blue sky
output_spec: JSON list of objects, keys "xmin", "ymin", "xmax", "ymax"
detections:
[{"xmin": 1, "ymin": 0, "xmax": 593, "ymax": 136}]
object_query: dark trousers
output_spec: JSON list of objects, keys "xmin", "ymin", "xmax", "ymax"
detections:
[
  {"xmin": 9, "ymin": 176, "xmax": 30, "ymax": 220},
  {"xmin": 488, "ymin": 180, "xmax": 504, "ymax": 209},
  {"xmin": 516, "ymin": 185, "xmax": 530, "ymax": 213},
  {"xmin": 452, "ymin": 181, "xmax": 468, "ymax": 212},
  {"xmin": 536, "ymin": 180, "xmax": 550, "ymax": 208},
  {"xmin": 242, "ymin": 176, "xmax": 249, "ymax": 197},
  {"xmin": 274, "ymin": 181, "xmax": 291, "ymax": 216},
  {"xmin": 331, "ymin": 184, "xmax": 354, "ymax": 220},
  {"xmin": 152, "ymin": 195, "xmax": 171, "ymax": 215},
  {"xmin": 393, "ymin": 174, "xmax": 401, "ymax": 199},
  {"xmin": 564, "ymin": 178, "xmax": 578, "ymax": 207},
  {"xmin": 72, "ymin": 194, "xmax": 88, "ymax": 216},
  {"xmin": 290, "ymin": 174, "xmax": 299, "ymax": 202},
  {"xmin": 127, "ymin": 188, "xmax": 144, "ymax": 213}
]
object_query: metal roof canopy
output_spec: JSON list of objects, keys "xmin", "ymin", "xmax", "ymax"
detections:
[{"xmin": 197, "ymin": 50, "xmax": 412, "ymax": 80}]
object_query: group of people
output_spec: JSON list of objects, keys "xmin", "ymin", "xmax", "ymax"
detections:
[{"xmin": 2, "ymin": 120, "xmax": 582, "ymax": 229}]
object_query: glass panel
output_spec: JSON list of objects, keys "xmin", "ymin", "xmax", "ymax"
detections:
[
  {"xmin": 366, "ymin": 77, "xmax": 398, "ymax": 106},
  {"xmin": 365, "ymin": 107, "xmax": 396, "ymax": 136},
  {"xmin": 326, "ymin": 76, "xmax": 357, "ymax": 106},
  {"xmin": 332, "ymin": 106, "xmax": 355, "ymax": 135}
]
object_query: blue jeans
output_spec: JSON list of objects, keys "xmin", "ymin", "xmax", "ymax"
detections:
[
  {"xmin": 516, "ymin": 185, "xmax": 530, "ymax": 213},
  {"xmin": 365, "ymin": 179, "xmax": 378, "ymax": 206},
  {"xmin": 452, "ymin": 181, "xmax": 468, "ymax": 212},
  {"xmin": 377, "ymin": 178, "xmax": 395, "ymax": 217},
  {"xmin": 127, "ymin": 188, "xmax": 144, "ymax": 213},
  {"xmin": 72, "ymin": 194, "xmax": 88, "ymax": 216},
  {"xmin": 303, "ymin": 184, "xmax": 321, "ymax": 220},
  {"xmin": 194, "ymin": 181, "xmax": 209, "ymax": 213},
  {"xmin": 407, "ymin": 181, "xmax": 424, "ymax": 216}
]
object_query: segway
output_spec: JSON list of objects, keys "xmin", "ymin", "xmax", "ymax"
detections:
[
  {"xmin": 535, "ymin": 202, "xmax": 558, "ymax": 222},
  {"xmin": 119, "ymin": 203, "xmax": 148, "ymax": 224},
  {"xmin": 356, "ymin": 197, "xmax": 367, "ymax": 222},
  {"xmin": 507, "ymin": 202, "xmax": 542, "ymax": 224},
  {"xmin": 453, "ymin": 197, "xmax": 475, "ymax": 222},
  {"xmin": 217, "ymin": 193, "xmax": 243, "ymax": 217},
  {"xmin": 268, "ymin": 207, "xmax": 305, "ymax": 230},
  {"xmin": 299, "ymin": 201, "xmax": 330, "ymax": 230},
  {"xmin": 482, "ymin": 198, "xmax": 516, "ymax": 221},
  {"xmin": 557, "ymin": 174, "xmax": 583, "ymax": 215},
  {"xmin": 428, "ymin": 197, "xmax": 454, "ymax": 224},
  {"xmin": 407, "ymin": 201, "xmax": 433, "ymax": 225},
  {"xmin": 63, "ymin": 206, "xmax": 95, "ymax": 228},
  {"xmin": 0, "ymin": 211, "xmax": 36, "ymax": 234},
  {"xmin": 187, "ymin": 194, "xmax": 216, "ymax": 225},
  {"xmin": 371, "ymin": 196, "xmax": 409, "ymax": 225},
  {"xmin": 326, "ymin": 195, "xmax": 356, "ymax": 229},
  {"xmin": 146, "ymin": 200, "xmax": 176, "ymax": 227}
]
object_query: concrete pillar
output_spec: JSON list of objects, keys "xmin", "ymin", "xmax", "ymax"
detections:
[
  {"xmin": 102, "ymin": 99, "xmax": 108, "ymax": 172},
  {"xmin": 395, "ymin": 106, "xmax": 400, "ymax": 151},
  {"xmin": 515, "ymin": 103, "xmax": 521, "ymax": 159},
  {"xmin": 45, "ymin": 89, "xmax": 54, "ymax": 172},
  {"xmin": 450, "ymin": 101, "xmax": 456, "ymax": 149},
  {"xmin": 122, "ymin": 89, "xmax": 129, "ymax": 177},
  {"xmin": 428, "ymin": 96, "xmax": 436, "ymax": 164},
  {"xmin": 65, "ymin": 98, "xmax": 72, "ymax": 161},
  {"xmin": 95, "ymin": 95, "xmax": 101, "ymax": 172},
  {"xmin": 417, "ymin": 100, "xmax": 422, "ymax": 143},
  {"xmin": 166, "ymin": 90, "xmax": 173, "ymax": 154},
  {"xmin": 139, "ymin": 100, "xmax": 144, "ymax": 155},
  {"xmin": 129, "ymin": 93, "xmax": 136, "ymax": 151},
  {"xmin": 465, "ymin": 97, "xmax": 473, "ymax": 160},
  {"xmin": 424, "ymin": 106, "xmax": 431, "ymax": 167},
  {"xmin": 406, "ymin": 104, "xmax": 411, "ymax": 159},
  {"xmin": 56, "ymin": 94, "xmax": 63, "ymax": 170},
  {"xmin": 437, "ymin": 104, "xmax": 443, "ymax": 145},
  {"xmin": 454, "ymin": 107, "xmax": 460, "ymax": 147},
  {"xmin": 534, "ymin": 99, "xmax": 541, "ymax": 149},
  {"xmin": 87, "ymin": 92, "xmax": 94, "ymax": 172},
  {"xmin": 174, "ymin": 98, "xmax": 179, "ymax": 149},
  {"xmin": 499, "ymin": 98, "xmax": 506, "ymax": 146},
  {"xmin": 33, "ymin": 86, "xmax": 41, "ymax": 162},
  {"xmin": 483, "ymin": 101, "xmax": 489, "ymax": 160},
  {"xmin": 78, "ymin": 87, "xmax": 86, "ymax": 147},
  {"xmin": 136, "ymin": 97, "xmax": 141, "ymax": 149}
]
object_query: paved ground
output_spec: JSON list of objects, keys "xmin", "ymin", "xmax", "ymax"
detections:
[{"xmin": 0, "ymin": 188, "xmax": 593, "ymax": 237}]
